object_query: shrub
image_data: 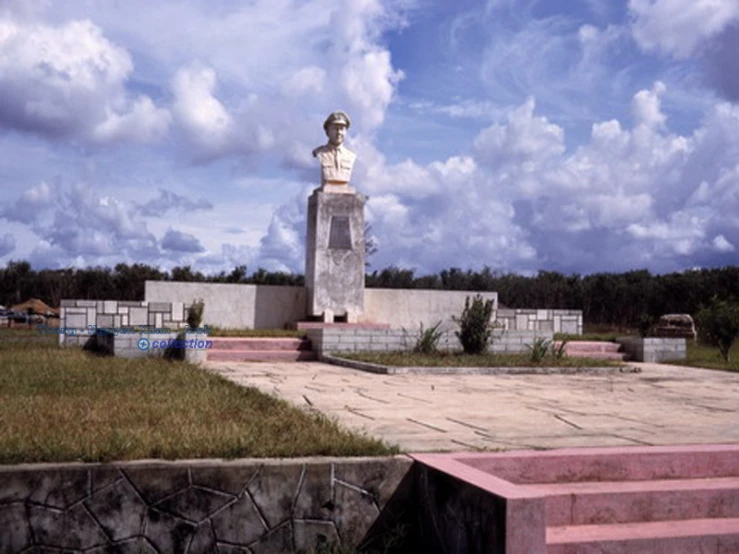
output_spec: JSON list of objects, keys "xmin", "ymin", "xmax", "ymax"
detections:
[
  {"xmin": 454, "ymin": 295, "xmax": 494, "ymax": 354},
  {"xmin": 695, "ymin": 299, "xmax": 739, "ymax": 363},
  {"xmin": 187, "ymin": 299, "xmax": 205, "ymax": 329},
  {"xmin": 527, "ymin": 337, "xmax": 551, "ymax": 363},
  {"xmin": 413, "ymin": 321, "xmax": 444, "ymax": 354}
]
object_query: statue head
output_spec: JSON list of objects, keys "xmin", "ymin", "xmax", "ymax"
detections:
[{"xmin": 323, "ymin": 111, "xmax": 351, "ymax": 147}]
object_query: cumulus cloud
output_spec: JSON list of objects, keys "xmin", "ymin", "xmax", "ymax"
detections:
[
  {"xmin": 137, "ymin": 188, "xmax": 214, "ymax": 217},
  {"xmin": 474, "ymin": 97, "xmax": 565, "ymax": 171},
  {"xmin": 158, "ymin": 0, "xmax": 406, "ymax": 163},
  {"xmin": 0, "ymin": 233, "xmax": 15, "ymax": 256},
  {"xmin": 632, "ymin": 81, "xmax": 667, "ymax": 128},
  {"xmin": 254, "ymin": 79, "xmax": 739, "ymax": 275},
  {"xmin": 0, "ymin": 15, "xmax": 169, "ymax": 143},
  {"xmin": 629, "ymin": 0, "xmax": 739, "ymax": 101},
  {"xmin": 172, "ymin": 65, "xmax": 235, "ymax": 158},
  {"xmin": 257, "ymin": 191, "xmax": 309, "ymax": 272},
  {"xmin": 712, "ymin": 234, "xmax": 735, "ymax": 252},
  {"xmin": 161, "ymin": 228, "xmax": 205, "ymax": 253},
  {"xmin": 629, "ymin": 0, "xmax": 739, "ymax": 58},
  {"xmin": 0, "ymin": 181, "xmax": 53, "ymax": 223}
]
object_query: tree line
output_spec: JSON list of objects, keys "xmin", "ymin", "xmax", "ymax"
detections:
[{"xmin": 1, "ymin": 260, "xmax": 738, "ymax": 328}]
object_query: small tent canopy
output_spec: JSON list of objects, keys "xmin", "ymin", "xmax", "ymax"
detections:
[{"xmin": 10, "ymin": 298, "xmax": 59, "ymax": 316}]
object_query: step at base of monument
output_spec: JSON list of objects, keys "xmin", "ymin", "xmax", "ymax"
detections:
[
  {"xmin": 208, "ymin": 337, "xmax": 311, "ymax": 351},
  {"xmin": 532, "ymin": 477, "xmax": 739, "ymax": 526},
  {"xmin": 207, "ymin": 337, "xmax": 316, "ymax": 362},
  {"xmin": 290, "ymin": 322, "xmax": 391, "ymax": 330},
  {"xmin": 207, "ymin": 350, "xmax": 317, "ymax": 362},
  {"xmin": 546, "ymin": 518, "xmax": 739, "ymax": 553}
]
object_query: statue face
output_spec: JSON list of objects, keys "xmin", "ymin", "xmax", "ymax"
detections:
[{"xmin": 327, "ymin": 122, "xmax": 347, "ymax": 146}]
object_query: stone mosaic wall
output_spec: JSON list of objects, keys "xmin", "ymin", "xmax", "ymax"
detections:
[
  {"xmin": 496, "ymin": 309, "xmax": 583, "ymax": 334},
  {"xmin": 59, "ymin": 300, "xmax": 192, "ymax": 344},
  {"xmin": 0, "ymin": 457, "xmax": 412, "ymax": 553}
]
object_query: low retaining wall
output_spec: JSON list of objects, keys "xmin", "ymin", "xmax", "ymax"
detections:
[
  {"xmin": 305, "ymin": 328, "xmax": 553, "ymax": 357},
  {"xmin": 0, "ymin": 456, "xmax": 412, "ymax": 553},
  {"xmin": 144, "ymin": 281, "xmax": 582, "ymax": 334},
  {"xmin": 616, "ymin": 337, "xmax": 686, "ymax": 362},
  {"xmin": 144, "ymin": 282, "xmax": 306, "ymax": 331},
  {"xmin": 363, "ymin": 288, "xmax": 498, "ymax": 331}
]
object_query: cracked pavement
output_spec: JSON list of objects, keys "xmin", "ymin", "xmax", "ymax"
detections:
[{"xmin": 203, "ymin": 361, "xmax": 739, "ymax": 452}]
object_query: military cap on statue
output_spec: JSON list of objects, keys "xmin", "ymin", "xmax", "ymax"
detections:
[{"xmin": 323, "ymin": 111, "xmax": 351, "ymax": 132}]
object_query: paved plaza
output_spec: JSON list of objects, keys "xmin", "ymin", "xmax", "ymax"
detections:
[{"xmin": 204, "ymin": 361, "xmax": 739, "ymax": 452}]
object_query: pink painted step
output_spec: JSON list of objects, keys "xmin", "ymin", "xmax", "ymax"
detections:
[
  {"xmin": 417, "ymin": 445, "xmax": 739, "ymax": 554},
  {"xmin": 558, "ymin": 341, "xmax": 626, "ymax": 361},
  {"xmin": 207, "ymin": 350, "xmax": 316, "ymax": 362},
  {"xmin": 531, "ymin": 477, "xmax": 739, "ymax": 526},
  {"xmin": 459, "ymin": 444, "xmax": 739, "ymax": 484},
  {"xmin": 207, "ymin": 337, "xmax": 316, "ymax": 362},
  {"xmin": 208, "ymin": 337, "xmax": 311, "ymax": 351},
  {"xmin": 291, "ymin": 321, "xmax": 391, "ymax": 330},
  {"xmin": 547, "ymin": 518, "xmax": 739, "ymax": 553}
]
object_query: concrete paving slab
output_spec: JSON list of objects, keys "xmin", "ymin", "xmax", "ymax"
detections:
[{"xmin": 203, "ymin": 360, "xmax": 739, "ymax": 452}]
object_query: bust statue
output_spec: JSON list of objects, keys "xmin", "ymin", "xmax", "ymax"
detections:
[{"xmin": 312, "ymin": 111, "xmax": 356, "ymax": 191}]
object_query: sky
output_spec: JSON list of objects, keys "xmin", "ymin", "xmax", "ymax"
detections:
[{"xmin": 1, "ymin": 0, "xmax": 738, "ymax": 276}]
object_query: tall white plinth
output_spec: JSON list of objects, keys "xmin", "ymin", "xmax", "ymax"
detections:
[{"xmin": 305, "ymin": 189, "xmax": 365, "ymax": 322}]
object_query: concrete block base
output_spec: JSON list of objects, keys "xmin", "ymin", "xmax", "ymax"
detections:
[{"xmin": 305, "ymin": 189, "xmax": 365, "ymax": 321}]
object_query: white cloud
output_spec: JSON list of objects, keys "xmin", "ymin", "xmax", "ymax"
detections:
[
  {"xmin": 629, "ymin": 0, "xmax": 739, "ymax": 101},
  {"xmin": 629, "ymin": 0, "xmax": 739, "ymax": 58},
  {"xmin": 0, "ymin": 16, "xmax": 169, "ymax": 144},
  {"xmin": 92, "ymin": 96, "xmax": 171, "ymax": 144},
  {"xmin": 0, "ymin": 181, "xmax": 53, "ymax": 223},
  {"xmin": 172, "ymin": 65, "xmax": 233, "ymax": 155},
  {"xmin": 0, "ymin": 233, "xmax": 15, "ymax": 256},
  {"xmin": 257, "ymin": 190, "xmax": 309, "ymax": 272},
  {"xmin": 137, "ymin": 188, "xmax": 214, "ymax": 217},
  {"xmin": 632, "ymin": 81, "xmax": 667, "ymax": 128},
  {"xmin": 161, "ymin": 228, "xmax": 205, "ymax": 253},
  {"xmin": 281, "ymin": 66, "xmax": 326, "ymax": 96},
  {"xmin": 713, "ymin": 234, "xmax": 735, "ymax": 252}
]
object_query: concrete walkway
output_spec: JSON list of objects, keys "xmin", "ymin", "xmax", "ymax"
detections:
[{"xmin": 203, "ymin": 361, "xmax": 739, "ymax": 452}]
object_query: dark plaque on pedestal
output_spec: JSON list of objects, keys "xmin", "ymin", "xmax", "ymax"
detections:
[{"xmin": 328, "ymin": 216, "xmax": 352, "ymax": 250}]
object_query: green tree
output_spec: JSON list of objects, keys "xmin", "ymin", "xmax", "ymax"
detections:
[{"xmin": 695, "ymin": 299, "xmax": 739, "ymax": 362}]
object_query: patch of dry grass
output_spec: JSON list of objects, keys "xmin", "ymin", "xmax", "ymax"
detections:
[
  {"xmin": 672, "ymin": 340, "xmax": 739, "ymax": 373},
  {"xmin": 0, "ymin": 331, "xmax": 394, "ymax": 464},
  {"xmin": 339, "ymin": 351, "xmax": 621, "ymax": 368}
]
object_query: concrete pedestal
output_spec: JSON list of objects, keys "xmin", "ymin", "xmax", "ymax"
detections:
[{"xmin": 305, "ymin": 189, "xmax": 365, "ymax": 322}]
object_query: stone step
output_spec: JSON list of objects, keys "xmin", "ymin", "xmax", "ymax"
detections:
[
  {"xmin": 558, "ymin": 341, "xmax": 626, "ymax": 361},
  {"xmin": 207, "ymin": 350, "xmax": 317, "ymax": 362},
  {"xmin": 546, "ymin": 518, "xmax": 739, "ymax": 553},
  {"xmin": 560, "ymin": 341, "xmax": 622, "ymax": 353},
  {"xmin": 564, "ymin": 351, "xmax": 627, "ymax": 361},
  {"xmin": 208, "ymin": 337, "xmax": 311, "ymax": 351},
  {"xmin": 530, "ymin": 477, "xmax": 739, "ymax": 526}
]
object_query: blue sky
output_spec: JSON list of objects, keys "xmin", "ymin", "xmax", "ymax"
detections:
[{"xmin": 1, "ymin": 0, "xmax": 738, "ymax": 276}]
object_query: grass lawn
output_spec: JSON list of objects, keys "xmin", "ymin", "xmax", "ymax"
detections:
[
  {"xmin": 0, "ymin": 330, "xmax": 394, "ymax": 464},
  {"xmin": 338, "ymin": 350, "xmax": 621, "ymax": 368},
  {"xmin": 670, "ymin": 340, "xmax": 739, "ymax": 373}
]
